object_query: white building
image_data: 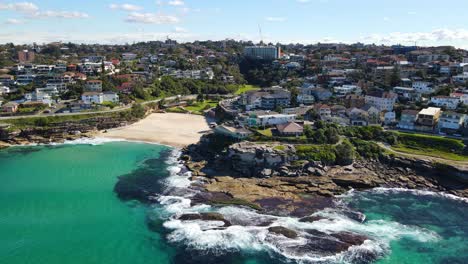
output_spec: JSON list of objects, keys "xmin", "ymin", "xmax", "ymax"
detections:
[
  {"xmin": 430, "ymin": 96, "xmax": 460, "ymax": 110},
  {"xmin": 412, "ymin": 81, "xmax": 436, "ymax": 94},
  {"xmin": 365, "ymin": 91, "xmax": 397, "ymax": 111},
  {"xmin": 122, "ymin": 53, "xmax": 138, "ymax": 61},
  {"xmin": 0, "ymin": 86, "xmax": 10, "ymax": 95},
  {"xmin": 103, "ymin": 92, "xmax": 119, "ymax": 103},
  {"xmin": 244, "ymin": 46, "xmax": 280, "ymax": 60},
  {"xmin": 453, "ymin": 73, "xmax": 468, "ymax": 84},
  {"xmin": 81, "ymin": 92, "xmax": 104, "ymax": 104},
  {"xmin": 334, "ymin": 85, "xmax": 362, "ymax": 97},
  {"xmin": 256, "ymin": 114, "xmax": 296, "ymax": 126},
  {"xmin": 383, "ymin": 111, "xmax": 396, "ymax": 125},
  {"xmin": 439, "ymin": 112, "xmax": 465, "ymax": 131}
]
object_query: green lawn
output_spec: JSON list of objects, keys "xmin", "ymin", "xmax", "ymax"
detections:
[
  {"xmin": 256, "ymin": 128, "xmax": 273, "ymax": 137},
  {"xmin": 390, "ymin": 132, "xmax": 468, "ymax": 161},
  {"xmin": 185, "ymin": 100, "xmax": 218, "ymax": 115},
  {"xmin": 234, "ymin": 85, "xmax": 260, "ymax": 95}
]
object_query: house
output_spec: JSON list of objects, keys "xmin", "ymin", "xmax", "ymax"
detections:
[
  {"xmin": 393, "ymin": 86, "xmax": 420, "ymax": 101},
  {"xmin": 260, "ymin": 88, "xmax": 291, "ymax": 110},
  {"xmin": 214, "ymin": 125, "xmax": 253, "ymax": 139},
  {"xmin": 334, "ymin": 85, "xmax": 362, "ymax": 97},
  {"xmin": 430, "ymin": 96, "xmax": 460, "ymax": 110},
  {"xmin": 282, "ymin": 106, "xmax": 313, "ymax": 117},
  {"xmin": 363, "ymin": 105, "xmax": 381, "ymax": 124},
  {"xmin": 81, "ymin": 92, "xmax": 104, "ymax": 104},
  {"xmin": 331, "ymin": 105, "xmax": 347, "ymax": 117},
  {"xmin": 412, "ymin": 81, "xmax": 436, "ymax": 94},
  {"xmin": 122, "ymin": 53, "xmax": 138, "ymax": 61},
  {"xmin": 365, "ymin": 91, "xmax": 397, "ymax": 111},
  {"xmin": 450, "ymin": 92, "xmax": 468, "ymax": 105},
  {"xmin": 276, "ymin": 122, "xmax": 304, "ymax": 137},
  {"xmin": 398, "ymin": 110, "xmax": 419, "ymax": 130},
  {"xmin": 314, "ymin": 104, "xmax": 332, "ymax": 121},
  {"xmin": 347, "ymin": 108, "xmax": 369, "ymax": 126},
  {"xmin": 85, "ymin": 80, "xmax": 103, "ymax": 92},
  {"xmin": 383, "ymin": 111, "xmax": 396, "ymax": 125},
  {"xmin": 416, "ymin": 107, "xmax": 442, "ymax": 132},
  {"xmin": 453, "ymin": 73, "xmax": 468, "ymax": 84},
  {"xmin": 2, "ymin": 102, "xmax": 19, "ymax": 113},
  {"xmin": 103, "ymin": 92, "xmax": 119, "ymax": 103},
  {"xmin": 0, "ymin": 86, "xmax": 10, "ymax": 95},
  {"xmin": 438, "ymin": 112, "xmax": 465, "ymax": 133},
  {"xmin": 256, "ymin": 114, "xmax": 296, "ymax": 127},
  {"xmin": 345, "ymin": 94, "xmax": 365, "ymax": 108},
  {"xmin": 310, "ymin": 87, "xmax": 333, "ymax": 101}
]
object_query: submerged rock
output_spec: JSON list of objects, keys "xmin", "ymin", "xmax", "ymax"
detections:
[
  {"xmin": 178, "ymin": 212, "xmax": 232, "ymax": 227},
  {"xmin": 268, "ymin": 226, "xmax": 298, "ymax": 239}
]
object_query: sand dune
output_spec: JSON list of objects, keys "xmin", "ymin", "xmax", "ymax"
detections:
[{"xmin": 100, "ymin": 113, "xmax": 211, "ymax": 148}]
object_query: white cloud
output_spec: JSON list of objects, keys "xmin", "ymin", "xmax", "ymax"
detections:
[
  {"xmin": 0, "ymin": 2, "xmax": 39, "ymax": 13},
  {"xmin": 109, "ymin": 3, "xmax": 142, "ymax": 11},
  {"xmin": 362, "ymin": 28, "xmax": 468, "ymax": 44},
  {"xmin": 0, "ymin": 2, "xmax": 88, "ymax": 19},
  {"xmin": 29, "ymin": 11, "xmax": 89, "ymax": 19},
  {"xmin": 168, "ymin": 0, "xmax": 184, "ymax": 6},
  {"xmin": 173, "ymin": 26, "xmax": 187, "ymax": 33},
  {"xmin": 4, "ymin": 18, "xmax": 25, "ymax": 24},
  {"xmin": 125, "ymin": 12, "xmax": 179, "ymax": 24},
  {"xmin": 265, "ymin": 17, "xmax": 287, "ymax": 22}
]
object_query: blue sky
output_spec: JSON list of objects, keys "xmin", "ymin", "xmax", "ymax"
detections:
[{"xmin": 1, "ymin": 0, "xmax": 468, "ymax": 48}]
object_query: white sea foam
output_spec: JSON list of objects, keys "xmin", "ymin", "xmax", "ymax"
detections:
[
  {"xmin": 340, "ymin": 187, "xmax": 468, "ymax": 204},
  {"xmin": 157, "ymin": 154, "xmax": 442, "ymax": 263}
]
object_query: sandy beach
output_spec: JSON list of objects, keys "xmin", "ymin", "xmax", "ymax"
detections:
[{"xmin": 99, "ymin": 113, "xmax": 211, "ymax": 148}]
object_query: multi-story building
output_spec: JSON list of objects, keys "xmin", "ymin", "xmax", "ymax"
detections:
[
  {"xmin": 412, "ymin": 81, "xmax": 436, "ymax": 94},
  {"xmin": 416, "ymin": 107, "xmax": 442, "ymax": 132},
  {"xmin": 438, "ymin": 112, "xmax": 465, "ymax": 133},
  {"xmin": 81, "ymin": 92, "xmax": 104, "ymax": 104},
  {"xmin": 398, "ymin": 110, "xmax": 419, "ymax": 130},
  {"xmin": 430, "ymin": 96, "xmax": 460, "ymax": 110},
  {"xmin": 365, "ymin": 91, "xmax": 397, "ymax": 111},
  {"xmin": 244, "ymin": 46, "xmax": 280, "ymax": 60},
  {"xmin": 334, "ymin": 85, "xmax": 362, "ymax": 97},
  {"xmin": 18, "ymin": 50, "xmax": 35, "ymax": 64},
  {"xmin": 85, "ymin": 80, "xmax": 103, "ymax": 92}
]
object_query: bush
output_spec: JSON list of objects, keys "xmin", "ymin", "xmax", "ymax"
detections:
[
  {"xmin": 296, "ymin": 145, "xmax": 337, "ymax": 165},
  {"xmin": 34, "ymin": 117, "xmax": 50, "ymax": 127},
  {"xmin": 352, "ymin": 139, "xmax": 382, "ymax": 159},
  {"xmin": 335, "ymin": 140, "xmax": 355, "ymax": 165}
]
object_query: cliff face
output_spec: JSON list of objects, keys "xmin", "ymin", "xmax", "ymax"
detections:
[
  {"xmin": 0, "ymin": 116, "xmax": 132, "ymax": 145},
  {"xmin": 228, "ymin": 142, "xmax": 297, "ymax": 177}
]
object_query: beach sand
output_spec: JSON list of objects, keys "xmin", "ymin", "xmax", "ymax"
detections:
[{"xmin": 100, "ymin": 113, "xmax": 211, "ymax": 148}]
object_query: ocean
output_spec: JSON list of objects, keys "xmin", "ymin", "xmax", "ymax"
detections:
[{"xmin": 0, "ymin": 140, "xmax": 466, "ymax": 264}]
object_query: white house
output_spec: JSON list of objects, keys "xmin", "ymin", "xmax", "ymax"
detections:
[
  {"xmin": 365, "ymin": 91, "xmax": 397, "ymax": 111},
  {"xmin": 103, "ymin": 92, "xmax": 119, "ymax": 103},
  {"xmin": 453, "ymin": 73, "xmax": 468, "ymax": 84},
  {"xmin": 383, "ymin": 111, "xmax": 396, "ymax": 125},
  {"xmin": 122, "ymin": 53, "xmax": 138, "ymax": 61},
  {"xmin": 412, "ymin": 81, "xmax": 436, "ymax": 94},
  {"xmin": 81, "ymin": 92, "xmax": 104, "ymax": 104},
  {"xmin": 438, "ymin": 112, "xmax": 465, "ymax": 132},
  {"xmin": 451, "ymin": 92, "xmax": 468, "ymax": 105},
  {"xmin": 334, "ymin": 85, "xmax": 362, "ymax": 97},
  {"xmin": 430, "ymin": 96, "xmax": 460, "ymax": 110},
  {"xmin": 256, "ymin": 114, "xmax": 296, "ymax": 126},
  {"xmin": 0, "ymin": 86, "xmax": 10, "ymax": 95}
]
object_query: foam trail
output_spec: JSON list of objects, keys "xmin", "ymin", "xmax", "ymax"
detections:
[{"xmin": 155, "ymin": 153, "xmax": 442, "ymax": 263}]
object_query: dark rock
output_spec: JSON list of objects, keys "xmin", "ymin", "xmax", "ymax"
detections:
[
  {"xmin": 268, "ymin": 226, "xmax": 298, "ymax": 239},
  {"xmin": 299, "ymin": 216, "xmax": 327, "ymax": 222}
]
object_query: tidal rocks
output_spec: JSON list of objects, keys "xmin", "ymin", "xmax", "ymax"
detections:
[
  {"xmin": 268, "ymin": 226, "xmax": 298, "ymax": 239},
  {"xmin": 178, "ymin": 212, "xmax": 231, "ymax": 227}
]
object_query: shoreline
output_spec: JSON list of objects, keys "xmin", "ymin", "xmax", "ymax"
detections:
[{"xmin": 98, "ymin": 113, "xmax": 211, "ymax": 148}]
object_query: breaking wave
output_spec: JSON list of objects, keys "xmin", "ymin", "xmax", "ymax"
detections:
[{"xmin": 152, "ymin": 152, "xmax": 442, "ymax": 263}]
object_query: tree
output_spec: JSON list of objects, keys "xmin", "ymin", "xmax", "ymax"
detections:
[
  {"xmin": 335, "ymin": 140, "xmax": 355, "ymax": 165},
  {"xmin": 130, "ymin": 103, "xmax": 146, "ymax": 119},
  {"xmin": 290, "ymin": 87, "xmax": 299, "ymax": 107},
  {"xmin": 325, "ymin": 127, "xmax": 340, "ymax": 144}
]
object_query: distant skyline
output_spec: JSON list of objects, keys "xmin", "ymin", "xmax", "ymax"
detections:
[{"xmin": 1, "ymin": 0, "xmax": 468, "ymax": 48}]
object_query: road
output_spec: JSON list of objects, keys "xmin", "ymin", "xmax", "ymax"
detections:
[{"xmin": 0, "ymin": 95, "xmax": 197, "ymax": 120}]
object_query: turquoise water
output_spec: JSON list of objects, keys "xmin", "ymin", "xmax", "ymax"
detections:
[
  {"xmin": 0, "ymin": 142, "xmax": 175, "ymax": 264},
  {"xmin": 0, "ymin": 142, "xmax": 467, "ymax": 264}
]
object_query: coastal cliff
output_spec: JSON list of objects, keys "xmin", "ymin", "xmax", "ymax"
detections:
[{"xmin": 182, "ymin": 135, "xmax": 468, "ymax": 215}]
